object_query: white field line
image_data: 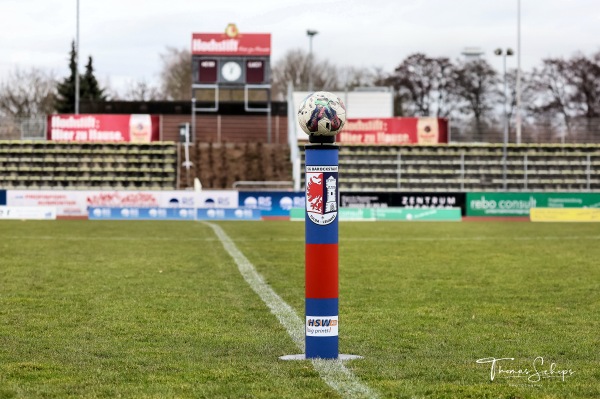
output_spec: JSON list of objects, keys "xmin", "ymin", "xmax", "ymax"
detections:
[
  {"xmin": 203, "ymin": 221, "xmax": 379, "ymax": 399},
  {"xmin": 220, "ymin": 235, "xmax": 600, "ymax": 242},
  {"xmin": 3, "ymin": 236, "xmax": 219, "ymax": 241},
  {"xmin": 5, "ymin": 235, "xmax": 600, "ymax": 242}
]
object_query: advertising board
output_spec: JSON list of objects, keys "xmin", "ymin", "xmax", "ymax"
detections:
[
  {"xmin": 7, "ymin": 190, "xmax": 240, "ymax": 218},
  {"xmin": 0, "ymin": 206, "xmax": 56, "ymax": 220},
  {"xmin": 530, "ymin": 208, "xmax": 600, "ymax": 222},
  {"xmin": 337, "ymin": 117, "xmax": 449, "ymax": 145},
  {"xmin": 88, "ymin": 207, "xmax": 260, "ymax": 221},
  {"xmin": 466, "ymin": 192, "xmax": 600, "ymax": 217},
  {"xmin": 290, "ymin": 207, "xmax": 461, "ymax": 221},
  {"xmin": 47, "ymin": 114, "xmax": 160, "ymax": 142},
  {"xmin": 192, "ymin": 33, "xmax": 271, "ymax": 56},
  {"xmin": 238, "ymin": 191, "xmax": 305, "ymax": 217},
  {"xmin": 340, "ymin": 192, "xmax": 466, "ymax": 214}
]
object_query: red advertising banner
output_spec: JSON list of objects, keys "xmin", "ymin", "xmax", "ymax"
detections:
[
  {"xmin": 192, "ymin": 33, "xmax": 271, "ymax": 56},
  {"xmin": 47, "ymin": 114, "xmax": 160, "ymax": 142},
  {"xmin": 338, "ymin": 117, "xmax": 448, "ymax": 145}
]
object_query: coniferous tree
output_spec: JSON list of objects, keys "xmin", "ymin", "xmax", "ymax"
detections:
[
  {"xmin": 81, "ymin": 56, "xmax": 106, "ymax": 102},
  {"xmin": 54, "ymin": 41, "xmax": 78, "ymax": 113},
  {"xmin": 55, "ymin": 42, "xmax": 106, "ymax": 113}
]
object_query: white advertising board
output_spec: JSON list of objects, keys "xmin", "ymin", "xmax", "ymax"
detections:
[
  {"xmin": 0, "ymin": 206, "xmax": 57, "ymax": 220},
  {"xmin": 6, "ymin": 190, "xmax": 240, "ymax": 218}
]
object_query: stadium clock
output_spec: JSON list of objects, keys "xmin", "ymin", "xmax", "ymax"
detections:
[{"xmin": 221, "ymin": 61, "xmax": 243, "ymax": 82}]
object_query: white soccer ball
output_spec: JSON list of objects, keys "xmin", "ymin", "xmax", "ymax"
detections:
[{"xmin": 297, "ymin": 91, "xmax": 346, "ymax": 137}]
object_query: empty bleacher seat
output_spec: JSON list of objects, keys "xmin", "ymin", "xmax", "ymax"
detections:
[{"xmin": 0, "ymin": 141, "xmax": 178, "ymax": 190}]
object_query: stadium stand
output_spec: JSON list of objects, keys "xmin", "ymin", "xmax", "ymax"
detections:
[
  {"xmin": 1, "ymin": 140, "xmax": 599, "ymax": 192},
  {"xmin": 0, "ymin": 140, "xmax": 177, "ymax": 190},
  {"xmin": 300, "ymin": 143, "xmax": 600, "ymax": 192},
  {"xmin": 179, "ymin": 142, "xmax": 292, "ymax": 190}
]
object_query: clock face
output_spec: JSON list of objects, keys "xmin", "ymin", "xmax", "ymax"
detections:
[{"xmin": 221, "ymin": 61, "xmax": 242, "ymax": 82}]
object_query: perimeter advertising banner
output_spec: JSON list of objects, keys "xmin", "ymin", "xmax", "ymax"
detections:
[
  {"xmin": 0, "ymin": 190, "xmax": 5, "ymax": 205},
  {"xmin": 0, "ymin": 206, "xmax": 56, "ymax": 220},
  {"xmin": 238, "ymin": 191, "xmax": 305, "ymax": 217},
  {"xmin": 47, "ymin": 114, "xmax": 160, "ymax": 142},
  {"xmin": 88, "ymin": 207, "xmax": 260, "ymax": 221},
  {"xmin": 337, "ymin": 117, "xmax": 448, "ymax": 145},
  {"xmin": 340, "ymin": 192, "xmax": 466, "ymax": 214},
  {"xmin": 530, "ymin": 208, "xmax": 600, "ymax": 222},
  {"xmin": 466, "ymin": 192, "xmax": 600, "ymax": 217},
  {"xmin": 7, "ymin": 190, "xmax": 239, "ymax": 218},
  {"xmin": 290, "ymin": 207, "xmax": 462, "ymax": 222}
]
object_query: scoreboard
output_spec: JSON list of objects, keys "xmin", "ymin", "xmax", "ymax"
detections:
[
  {"xmin": 194, "ymin": 57, "xmax": 270, "ymax": 85},
  {"xmin": 192, "ymin": 26, "xmax": 271, "ymax": 86}
]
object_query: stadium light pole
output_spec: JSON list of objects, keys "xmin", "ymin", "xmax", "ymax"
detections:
[
  {"xmin": 516, "ymin": 0, "xmax": 522, "ymax": 144},
  {"xmin": 461, "ymin": 47, "xmax": 484, "ymax": 60},
  {"xmin": 495, "ymin": 48, "xmax": 514, "ymax": 191},
  {"xmin": 75, "ymin": 0, "xmax": 80, "ymax": 114},
  {"xmin": 306, "ymin": 30, "xmax": 318, "ymax": 92}
]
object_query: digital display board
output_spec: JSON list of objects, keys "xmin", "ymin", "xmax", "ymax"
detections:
[
  {"xmin": 198, "ymin": 59, "xmax": 218, "ymax": 83},
  {"xmin": 246, "ymin": 60, "xmax": 265, "ymax": 84}
]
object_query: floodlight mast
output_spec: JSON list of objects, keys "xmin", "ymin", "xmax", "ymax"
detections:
[
  {"xmin": 307, "ymin": 30, "xmax": 319, "ymax": 92},
  {"xmin": 75, "ymin": 0, "xmax": 80, "ymax": 114},
  {"xmin": 516, "ymin": 0, "xmax": 522, "ymax": 144},
  {"xmin": 461, "ymin": 47, "xmax": 484, "ymax": 60},
  {"xmin": 495, "ymin": 48, "xmax": 514, "ymax": 191}
]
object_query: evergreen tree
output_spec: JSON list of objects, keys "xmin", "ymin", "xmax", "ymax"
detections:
[
  {"xmin": 81, "ymin": 56, "xmax": 105, "ymax": 102},
  {"xmin": 55, "ymin": 42, "xmax": 106, "ymax": 113},
  {"xmin": 54, "ymin": 41, "xmax": 78, "ymax": 113}
]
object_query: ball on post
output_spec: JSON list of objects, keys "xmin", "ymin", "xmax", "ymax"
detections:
[{"xmin": 297, "ymin": 91, "xmax": 346, "ymax": 143}]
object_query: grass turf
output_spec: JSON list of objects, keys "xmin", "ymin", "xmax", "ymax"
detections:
[{"xmin": 1, "ymin": 220, "xmax": 599, "ymax": 398}]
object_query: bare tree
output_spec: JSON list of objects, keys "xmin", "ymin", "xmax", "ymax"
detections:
[
  {"xmin": 502, "ymin": 68, "xmax": 539, "ymax": 141},
  {"xmin": 121, "ymin": 79, "xmax": 164, "ymax": 101},
  {"xmin": 528, "ymin": 52, "xmax": 600, "ymax": 141},
  {"xmin": 336, "ymin": 66, "xmax": 380, "ymax": 90},
  {"xmin": 271, "ymin": 48, "xmax": 344, "ymax": 99},
  {"xmin": 386, "ymin": 53, "xmax": 456, "ymax": 117},
  {"xmin": 453, "ymin": 59, "xmax": 500, "ymax": 137},
  {"xmin": 159, "ymin": 47, "xmax": 192, "ymax": 100},
  {"xmin": 0, "ymin": 67, "xmax": 56, "ymax": 117},
  {"xmin": 567, "ymin": 53, "xmax": 600, "ymax": 118},
  {"xmin": 311, "ymin": 58, "xmax": 341, "ymax": 91},
  {"xmin": 529, "ymin": 58, "xmax": 574, "ymax": 136}
]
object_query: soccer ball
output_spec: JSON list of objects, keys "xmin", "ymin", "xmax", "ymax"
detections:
[{"xmin": 297, "ymin": 91, "xmax": 346, "ymax": 139}]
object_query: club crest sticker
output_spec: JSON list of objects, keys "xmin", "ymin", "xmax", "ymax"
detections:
[{"xmin": 306, "ymin": 165, "xmax": 338, "ymax": 225}]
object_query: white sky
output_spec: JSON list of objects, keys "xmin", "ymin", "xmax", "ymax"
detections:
[{"xmin": 1, "ymin": 0, "xmax": 599, "ymax": 93}]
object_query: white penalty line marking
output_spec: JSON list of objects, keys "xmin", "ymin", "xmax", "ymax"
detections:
[{"xmin": 203, "ymin": 221, "xmax": 379, "ymax": 399}]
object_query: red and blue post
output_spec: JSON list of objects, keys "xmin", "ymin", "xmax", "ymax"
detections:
[{"xmin": 304, "ymin": 134, "xmax": 339, "ymax": 359}]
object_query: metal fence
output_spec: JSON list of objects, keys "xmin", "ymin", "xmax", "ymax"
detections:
[
  {"xmin": 450, "ymin": 118, "xmax": 600, "ymax": 144},
  {"xmin": 0, "ymin": 117, "xmax": 47, "ymax": 140},
  {"xmin": 3, "ymin": 115, "xmax": 600, "ymax": 144}
]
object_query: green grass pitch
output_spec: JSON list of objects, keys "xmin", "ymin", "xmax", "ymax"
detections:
[{"xmin": 1, "ymin": 220, "xmax": 599, "ymax": 398}]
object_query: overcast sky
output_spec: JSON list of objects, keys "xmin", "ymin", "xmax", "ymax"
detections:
[{"xmin": 1, "ymin": 0, "xmax": 599, "ymax": 94}]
